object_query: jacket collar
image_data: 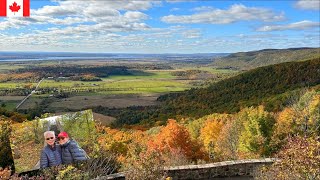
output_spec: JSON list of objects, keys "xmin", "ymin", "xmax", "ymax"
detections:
[
  {"xmin": 61, "ymin": 140, "xmax": 71, "ymax": 147},
  {"xmin": 47, "ymin": 144, "xmax": 56, "ymax": 151}
]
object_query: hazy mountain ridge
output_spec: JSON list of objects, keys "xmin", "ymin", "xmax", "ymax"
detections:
[{"xmin": 213, "ymin": 47, "xmax": 320, "ymax": 70}]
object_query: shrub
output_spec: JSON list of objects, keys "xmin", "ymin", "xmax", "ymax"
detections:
[{"xmin": 257, "ymin": 136, "xmax": 320, "ymax": 179}]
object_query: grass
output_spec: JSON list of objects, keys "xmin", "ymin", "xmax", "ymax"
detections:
[
  {"xmin": 18, "ymin": 96, "xmax": 43, "ymax": 110},
  {"xmin": 0, "ymin": 82, "xmax": 36, "ymax": 89},
  {"xmin": 38, "ymin": 68, "xmax": 191, "ymax": 95},
  {"xmin": 49, "ymin": 94, "xmax": 159, "ymax": 109},
  {"xmin": 39, "ymin": 79, "xmax": 189, "ymax": 94},
  {"xmin": 175, "ymin": 66, "xmax": 239, "ymax": 74},
  {"xmin": 197, "ymin": 67, "xmax": 239, "ymax": 74},
  {"xmin": 103, "ymin": 71, "xmax": 176, "ymax": 80},
  {"xmin": 0, "ymin": 64, "xmax": 25, "ymax": 73},
  {"xmin": 0, "ymin": 66, "xmax": 238, "ymax": 112},
  {"xmin": 1, "ymin": 101, "xmax": 18, "ymax": 111}
]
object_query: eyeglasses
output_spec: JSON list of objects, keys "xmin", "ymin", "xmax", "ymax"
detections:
[
  {"xmin": 46, "ymin": 137, "xmax": 54, "ymax": 141},
  {"xmin": 58, "ymin": 137, "xmax": 65, "ymax": 141}
]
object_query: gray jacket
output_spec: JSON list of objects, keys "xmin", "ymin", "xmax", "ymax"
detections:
[
  {"xmin": 40, "ymin": 144, "xmax": 62, "ymax": 168},
  {"xmin": 61, "ymin": 140, "xmax": 87, "ymax": 164}
]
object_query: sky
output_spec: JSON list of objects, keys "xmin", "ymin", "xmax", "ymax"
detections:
[{"xmin": 0, "ymin": 0, "xmax": 319, "ymax": 53}]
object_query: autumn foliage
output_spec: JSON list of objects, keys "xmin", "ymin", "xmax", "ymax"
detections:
[
  {"xmin": 258, "ymin": 137, "xmax": 320, "ymax": 179},
  {"xmin": 199, "ymin": 118, "xmax": 224, "ymax": 151},
  {"xmin": 148, "ymin": 119, "xmax": 207, "ymax": 163},
  {"xmin": 0, "ymin": 89, "xmax": 319, "ymax": 178}
]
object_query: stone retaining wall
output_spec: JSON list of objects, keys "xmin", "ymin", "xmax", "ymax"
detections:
[
  {"xmin": 164, "ymin": 158, "xmax": 277, "ymax": 180},
  {"xmin": 101, "ymin": 158, "xmax": 277, "ymax": 180}
]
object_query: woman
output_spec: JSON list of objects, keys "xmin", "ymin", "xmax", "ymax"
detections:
[
  {"xmin": 40, "ymin": 131, "xmax": 62, "ymax": 168},
  {"xmin": 58, "ymin": 131, "xmax": 88, "ymax": 164}
]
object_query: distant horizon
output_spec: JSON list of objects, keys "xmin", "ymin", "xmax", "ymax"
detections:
[
  {"xmin": 0, "ymin": 0, "xmax": 319, "ymax": 53},
  {"xmin": 0, "ymin": 46, "xmax": 319, "ymax": 55}
]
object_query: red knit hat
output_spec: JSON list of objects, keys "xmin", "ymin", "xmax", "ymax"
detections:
[{"xmin": 58, "ymin": 131, "xmax": 69, "ymax": 138}]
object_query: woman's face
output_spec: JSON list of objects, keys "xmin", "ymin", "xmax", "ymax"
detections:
[
  {"xmin": 45, "ymin": 134, "xmax": 55, "ymax": 146},
  {"xmin": 58, "ymin": 136, "xmax": 69, "ymax": 145}
]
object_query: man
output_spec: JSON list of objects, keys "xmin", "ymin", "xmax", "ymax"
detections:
[
  {"xmin": 58, "ymin": 131, "xmax": 88, "ymax": 164},
  {"xmin": 40, "ymin": 131, "xmax": 62, "ymax": 168}
]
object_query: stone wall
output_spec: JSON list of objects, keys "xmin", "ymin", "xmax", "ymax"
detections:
[
  {"xmin": 101, "ymin": 158, "xmax": 277, "ymax": 180},
  {"xmin": 93, "ymin": 172, "xmax": 125, "ymax": 180},
  {"xmin": 164, "ymin": 158, "xmax": 277, "ymax": 180}
]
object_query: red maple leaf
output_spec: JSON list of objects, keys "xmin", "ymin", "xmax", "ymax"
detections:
[{"xmin": 9, "ymin": 2, "xmax": 21, "ymax": 14}]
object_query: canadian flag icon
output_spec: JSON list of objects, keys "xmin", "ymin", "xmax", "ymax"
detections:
[{"xmin": 0, "ymin": 0, "xmax": 30, "ymax": 17}]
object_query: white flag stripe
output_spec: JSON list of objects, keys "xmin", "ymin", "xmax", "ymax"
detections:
[{"xmin": 7, "ymin": 0, "xmax": 24, "ymax": 17}]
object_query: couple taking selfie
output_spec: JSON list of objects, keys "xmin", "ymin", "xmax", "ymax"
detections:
[{"xmin": 40, "ymin": 131, "xmax": 88, "ymax": 168}]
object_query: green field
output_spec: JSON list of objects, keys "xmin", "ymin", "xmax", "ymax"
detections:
[
  {"xmin": 0, "ymin": 64, "xmax": 25, "ymax": 73},
  {"xmin": 0, "ymin": 101, "xmax": 18, "ymax": 111},
  {"xmin": 40, "ymin": 78, "xmax": 189, "ymax": 94},
  {"xmin": 106, "ymin": 70, "xmax": 176, "ymax": 80},
  {"xmin": 0, "ymin": 82, "xmax": 36, "ymax": 89},
  {"xmin": 196, "ymin": 67, "xmax": 239, "ymax": 74},
  {"xmin": 0, "ymin": 62, "xmax": 238, "ymax": 113}
]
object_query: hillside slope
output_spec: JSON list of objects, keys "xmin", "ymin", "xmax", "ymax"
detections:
[
  {"xmin": 213, "ymin": 47, "xmax": 320, "ymax": 70},
  {"xmin": 159, "ymin": 58, "xmax": 320, "ymax": 117},
  {"xmin": 108, "ymin": 58, "xmax": 320, "ymax": 126}
]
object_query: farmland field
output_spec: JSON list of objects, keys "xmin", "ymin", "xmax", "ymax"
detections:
[
  {"xmin": 0, "ymin": 59, "xmax": 238, "ymax": 119},
  {"xmin": 49, "ymin": 94, "xmax": 159, "ymax": 109}
]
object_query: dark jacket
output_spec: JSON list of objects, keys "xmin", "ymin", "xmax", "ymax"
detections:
[
  {"xmin": 40, "ymin": 144, "xmax": 62, "ymax": 168},
  {"xmin": 61, "ymin": 140, "xmax": 87, "ymax": 164}
]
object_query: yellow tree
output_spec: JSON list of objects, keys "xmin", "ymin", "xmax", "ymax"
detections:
[
  {"xmin": 187, "ymin": 113, "xmax": 232, "ymax": 140},
  {"xmin": 271, "ymin": 90, "xmax": 320, "ymax": 153},
  {"xmin": 270, "ymin": 108, "xmax": 295, "ymax": 151},
  {"xmin": 216, "ymin": 117, "xmax": 242, "ymax": 160},
  {"xmin": 291, "ymin": 90, "xmax": 320, "ymax": 136},
  {"xmin": 238, "ymin": 106, "xmax": 275, "ymax": 158},
  {"xmin": 199, "ymin": 118, "xmax": 224, "ymax": 152}
]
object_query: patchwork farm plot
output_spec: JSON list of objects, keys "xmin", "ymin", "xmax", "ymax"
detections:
[{"xmin": 0, "ymin": 60, "xmax": 237, "ymax": 119}]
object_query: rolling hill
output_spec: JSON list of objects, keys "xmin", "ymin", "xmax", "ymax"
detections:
[
  {"xmin": 213, "ymin": 47, "xmax": 320, "ymax": 70},
  {"xmin": 109, "ymin": 57, "xmax": 320, "ymax": 126}
]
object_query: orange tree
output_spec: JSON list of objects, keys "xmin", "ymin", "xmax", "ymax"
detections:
[{"xmin": 148, "ymin": 119, "xmax": 207, "ymax": 163}]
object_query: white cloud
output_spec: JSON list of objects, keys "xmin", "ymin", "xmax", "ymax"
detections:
[
  {"xmin": 35, "ymin": 0, "xmax": 156, "ymax": 16},
  {"xmin": 0, "ymin": 0, "xmax": 152, "ymax": 32},
  {"xmin": 182, "ymin": 29, "xmax": 201, "ymax": 38},
  {"xmin": 84, "ymin": 7, "xmax": 120, "ymax": 18},
  {"xmin": 257, "ymin": 20, "xmax": 320, "ymax": 31},
  {"xmin": 295, "ymin": 0, "xmax": 320, "ymax": 10},
  {"xmin": 124, "ymin": 11, "xmax": 149, "ymax": 22},
  {"xmin": 161, "ymin": 4, "xmax": 285, "ymax": 24},
  {"xmin": 0, "ymin": 1, "xmax": 318, "ymax": 53},
  {"xmin": 34, "ymin": 3, "xmax": 80, "ymax": 16},
  {"xmin": 192, "ymin": 6, "xmax": 215, "ymax": 12}
]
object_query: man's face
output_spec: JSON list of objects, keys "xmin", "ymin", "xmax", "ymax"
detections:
[
  {"xmin": 45, "ymin": 134, "xmax": 55, "ymax": 146},
  {"xmin": 58, "ymin": 136, "xmax": 69, "ymax": 145}
]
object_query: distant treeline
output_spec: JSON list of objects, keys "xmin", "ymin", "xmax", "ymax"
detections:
[
  {"xmin": 99, "ymin": 58, "xmax": 320, "ymax": 127},
  {"xmin": 15, "ymin": 65, "xmax": 130, "ymax": 78},
  {"xmin": 7, "ymin": 64, "xmax": 174, "ymax": 83}
]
